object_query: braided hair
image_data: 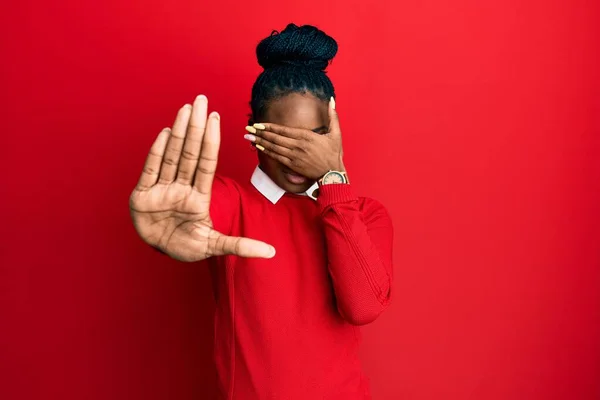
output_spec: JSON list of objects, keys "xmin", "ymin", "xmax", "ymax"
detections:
[{"xmin": 249, "ymin": 23, "xmax": 338, "ymax": 124}]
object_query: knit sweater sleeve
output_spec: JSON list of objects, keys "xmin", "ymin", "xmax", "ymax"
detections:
[{"xmin": 317, "ymin": 184, "xmax": 394, "ymax": 325}]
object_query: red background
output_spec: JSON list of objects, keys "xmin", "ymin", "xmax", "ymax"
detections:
[{"xmin": 2, "ymin": 1, "xmax": 599, "ymax": 399}]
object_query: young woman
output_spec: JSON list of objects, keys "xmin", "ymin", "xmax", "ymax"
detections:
[{"xmin": 130, "ymin": 23, "xmax": 393, "ymax": 400}]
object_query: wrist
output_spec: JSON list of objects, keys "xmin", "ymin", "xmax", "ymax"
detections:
[{"xmin": 326, "ymin": 156, "xmax": 345, "ymax": 174}]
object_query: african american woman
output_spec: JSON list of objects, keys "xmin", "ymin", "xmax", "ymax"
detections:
[{"xmin": 129, "ymin": 23, "xmax": 394, "ymax": 400}]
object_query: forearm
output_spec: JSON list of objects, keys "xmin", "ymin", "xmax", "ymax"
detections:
[{"xmin": 318, "ymin": 184, "xmax": 393, "ymax": 325}]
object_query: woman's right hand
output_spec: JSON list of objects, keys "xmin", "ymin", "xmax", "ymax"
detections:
[{"xmin": 129, "ymin": 95, "xmax": 276, "ymax": 262}]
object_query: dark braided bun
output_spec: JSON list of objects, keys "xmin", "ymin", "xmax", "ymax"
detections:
[{"xmin": 256, "ymin": 23, "xmax": 338, "ymax": 71}]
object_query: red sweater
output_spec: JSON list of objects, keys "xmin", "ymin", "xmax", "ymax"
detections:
[{"xmin": 208, "ymin": 174, "xmax": 394, "ymax": 400}]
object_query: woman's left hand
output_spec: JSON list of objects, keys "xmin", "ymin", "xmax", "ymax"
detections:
[{"xmin": 245, "ymin": 98, "xmax": 344, "ymax": 180}]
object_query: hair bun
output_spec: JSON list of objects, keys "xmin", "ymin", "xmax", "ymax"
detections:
[{"xmin": 256, "ymin": 23, "xmax": 338, "ymax": 71}]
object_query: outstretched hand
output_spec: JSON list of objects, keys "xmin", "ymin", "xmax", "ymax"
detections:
[{"xmin": 129, "ymin": 95, "xmax": 276, "ymax": 262}]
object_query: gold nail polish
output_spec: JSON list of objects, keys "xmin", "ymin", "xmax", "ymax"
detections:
[
  {"xmin": 330, "ymin": 97, "xmax": 336, "ymax": 110},
  {"xmin": 253, "ymin": 123, "xmax": 266, "ymax": 130},
  {"xmin": 245, "ymin": 126, "xmax": 257, "ymax": 134},
  {"xmin": 255, "ymin": 144, "xmax": 265, "ymax": 151}
]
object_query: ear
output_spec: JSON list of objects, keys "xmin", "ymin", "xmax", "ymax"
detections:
[{"xmin": 328, "ymin": 97, "xmax": 341, "ymax": 138}]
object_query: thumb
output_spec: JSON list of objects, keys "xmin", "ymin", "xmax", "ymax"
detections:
[
  {"xmin": 328, "ymin": 96, "xmax": 341, "ymax": 137},
  {"xmin": 211, "ymin": 233, "xmax": 276, "ymax": 259}
]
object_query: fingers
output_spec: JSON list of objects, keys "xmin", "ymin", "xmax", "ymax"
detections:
[
  {"xmin": 258, "ymin": 145, "xmax": 293, "ymax": 168},
  {"xmin": 212, "ymin": 234, "xmax": 276, "ymax": 259},
  {"xmin": 177, "ymin": 95, "xmax": 208, "ymax": 184},
  {"xmin": 193, "ymin": 111, "xmax": 221, "ymax": 195},
  {"xmin": 328, "ymin": 96, "xmax": 342, "ymax": 137},
  {"xmin": 245, "ymin": 127, "xmax": 298, "ymax": 149},
  {"xmin": 251, "ymin": 122, "xmax": 308, "ymax": 140},
  {"xmin": 136, "ymin": 128, "xmax": 171, "ymax": 190},
  {"xmin": 244, "ymin": 132, "xmax": 294, "ymax": 158},
  {"xmin": 158, "ymin": 104, "xmax": 192, "ymax": 184}
]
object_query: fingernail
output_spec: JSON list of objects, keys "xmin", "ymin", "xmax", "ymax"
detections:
[
  {"xmin": 253, "ymin": 123, "xmax": 266, "ymax": 130},
  {"xmin": 196, "ymin": 94, "xmax": 207, "ymax": 102},
  {"xmin": 255, "ymin": 144, "xmax": 265, "ymax": 151},
  {"xmin": 244, "ymin": 134, "xmax": 256, "ymax": 142},
  {"xmin": 245, "ymin": 126, "xmax": 257, "ymax": 134},
  {"xmin": 212, "ymin": 112, "xmax": 220, "ymax": 121},
  {"xmin": 269, "ymin": 246, "xmax": 276, "ymax": 258},
  {"xmin": 330, "ymin": 97, "xmax": 336, "ymax": 110}
]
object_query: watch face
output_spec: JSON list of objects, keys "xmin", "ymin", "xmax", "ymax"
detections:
[{"xmin": 323, "ymin": 171, "xmax": 345, "ymax": 184}]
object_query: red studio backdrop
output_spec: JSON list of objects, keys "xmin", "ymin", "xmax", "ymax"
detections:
[{"xmin": 1, "ymin": 1, "xmax": 599, "ymax": 399}]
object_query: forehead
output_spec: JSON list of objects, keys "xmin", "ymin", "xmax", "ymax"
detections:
[{"xmin": 264, "ymin": 92, "xmax": 328, "ymax": 129}]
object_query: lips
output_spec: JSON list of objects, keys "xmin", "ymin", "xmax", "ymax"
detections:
[{"xmin": 283, "ymin": 170, "xmax": 308, "ymax": 185}]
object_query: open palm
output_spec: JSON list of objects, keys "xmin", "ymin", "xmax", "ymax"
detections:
[{"xmin": 129, "ymin": 95, "xmax": 275, "ymax": 262}]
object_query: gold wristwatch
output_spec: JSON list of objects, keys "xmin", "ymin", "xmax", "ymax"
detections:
[
  {"xmin": 307, "ymin": 171, "xmax": 350, "ymax": 200},
  {"xmin": 319, "ymin": 170, "xmax": 349, "ymax": 186}
]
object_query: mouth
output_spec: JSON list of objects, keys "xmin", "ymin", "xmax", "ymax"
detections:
[{"xmin": 283, "ymin": 169, "xmax": 308, "ymax": 185}]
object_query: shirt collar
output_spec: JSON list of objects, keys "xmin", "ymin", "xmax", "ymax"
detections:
[{"xmin": 250, "ymin": 166, "xmax": 319, "ymax": 204}]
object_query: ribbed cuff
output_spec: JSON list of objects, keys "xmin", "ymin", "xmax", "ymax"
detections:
[{"xmin": 317, "ymin": 184, "xmax": 358, "ymax": 214}]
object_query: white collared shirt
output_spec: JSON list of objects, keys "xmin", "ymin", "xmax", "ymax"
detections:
[{"xmin": 250, "ymin": 166, "xmax": 319, "ymax": 204}]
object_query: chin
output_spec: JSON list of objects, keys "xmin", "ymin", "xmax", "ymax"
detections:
[
  {"xmin": 291, "ymin": 184, "xmax": 314, "ymax": 194},
  {"xmin": 281, "ymin": 181, "xmax": 312, "ymax": 194}
]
